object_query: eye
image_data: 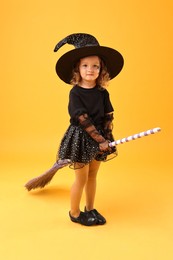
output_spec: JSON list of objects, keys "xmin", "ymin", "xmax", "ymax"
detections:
[
  {"xmin": 82, "ymin": 64, "xmax": 87, "ymax": 67},
  {"xmin": 94, "ymin": 65, "xmax": 100, "ymax": 69}
]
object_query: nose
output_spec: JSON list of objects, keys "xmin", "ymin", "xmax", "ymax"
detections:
[{"xmin": 87, "ymin": 66, "xmax": 93, "ymax": 72}]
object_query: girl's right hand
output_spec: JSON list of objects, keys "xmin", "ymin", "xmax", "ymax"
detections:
[{"xmin": 99, "ymin": 140, "xmax": 110, "ymax": 151}]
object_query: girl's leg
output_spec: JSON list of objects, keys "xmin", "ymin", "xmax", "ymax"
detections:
[
  {"xmin": 70, "ymin": 164, "xmax": 89, "ymax": 218},
  {"xmin": 85, "ymin": 160, "xmax": 101, "ymax": 211},
  {"xmin": 84, "ymin": 160, "xmax": 106, "ymax": 225}
]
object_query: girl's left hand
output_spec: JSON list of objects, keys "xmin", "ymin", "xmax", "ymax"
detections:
[{"xmin": 99, "ymin": 140, "xmax": 109, "ymax": 151}]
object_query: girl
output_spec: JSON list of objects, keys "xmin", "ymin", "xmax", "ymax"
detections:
[{"xmin": 54, "ymin": 33, "xmax": 124, "ymax": 226}]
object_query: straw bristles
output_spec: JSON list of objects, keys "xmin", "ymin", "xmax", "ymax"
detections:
[{"xmin": 25, "ymin": 159, "xmax": 71, "ymax": 191}]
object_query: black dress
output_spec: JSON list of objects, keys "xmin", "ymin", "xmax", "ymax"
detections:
[{"xmin": 57, "ymin": 85, "xmax": 117, "ymax": 168}]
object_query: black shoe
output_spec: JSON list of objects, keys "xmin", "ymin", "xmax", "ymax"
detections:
[
  {"xmin": 84, "ymin": 207, "xmax": 106, "ymax": 225},
  {"xmin": 69, "ymin": 211, "xmax": 97, "ymax": 226}
]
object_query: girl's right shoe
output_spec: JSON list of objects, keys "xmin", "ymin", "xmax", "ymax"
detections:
[{"xmin": 69, "ymin": 211, "xmax": 97, "ymax": 226}]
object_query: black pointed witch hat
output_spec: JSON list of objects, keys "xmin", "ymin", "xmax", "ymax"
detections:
[{"xmin": 54, "ymin": 33, "xmax": 124, "ymax": 84}]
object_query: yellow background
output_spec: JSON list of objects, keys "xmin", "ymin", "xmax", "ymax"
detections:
[{"xmin": 1, "ymin": 0, "xmax": 173, "ymax": 259}]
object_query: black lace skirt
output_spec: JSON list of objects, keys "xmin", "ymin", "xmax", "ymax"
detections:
[{"xmin": 56, "ymin": 125, "xmax": 117, "ymax": 169}]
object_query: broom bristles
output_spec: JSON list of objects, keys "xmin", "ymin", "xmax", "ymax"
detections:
[{"xmin": 25, "ymin": 159, "xmax": 71, "ymax": 191}]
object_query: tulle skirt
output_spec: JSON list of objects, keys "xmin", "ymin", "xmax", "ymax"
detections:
[{"xmin": 56, "ymin": 125, "xmax": 117, "ymax": 169}]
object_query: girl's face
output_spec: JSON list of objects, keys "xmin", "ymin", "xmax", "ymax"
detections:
[{"xmin": 79, "ymin": 56, "xmax": 101, "ymax": 84}]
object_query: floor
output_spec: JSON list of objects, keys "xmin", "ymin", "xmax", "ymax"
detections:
[{"xmin": 1, "ymin": 140, "xmax": 172, "ymax": 260}]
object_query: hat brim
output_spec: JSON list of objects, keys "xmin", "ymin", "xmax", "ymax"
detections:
[{"xmin": 55, "ymin": 46, "xmax": 124, "ymax": 84}]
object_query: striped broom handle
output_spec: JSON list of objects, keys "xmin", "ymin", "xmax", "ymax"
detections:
[{"xmin": 109, "ymin": 127, "xmax": 161, "ymax": 147}]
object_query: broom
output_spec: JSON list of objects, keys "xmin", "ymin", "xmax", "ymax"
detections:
[{"xmin": 24, "ymin": 127, "xmax": 161, "ymax": 191}]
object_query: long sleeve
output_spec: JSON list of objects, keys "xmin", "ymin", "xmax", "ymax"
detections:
[{"xmin": 78, "ymin": 113, "xmax": 106, "ymax": 143}]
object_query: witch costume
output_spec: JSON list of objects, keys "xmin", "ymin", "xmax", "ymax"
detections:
[{"xmin": 54, "ymin": 33, "xmax": 124, "ymax": 169}]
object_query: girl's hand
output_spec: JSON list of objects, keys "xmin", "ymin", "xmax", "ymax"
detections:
[{"xmin": 99, "ymin": 140, "xmax": 109, "ymax": 151}]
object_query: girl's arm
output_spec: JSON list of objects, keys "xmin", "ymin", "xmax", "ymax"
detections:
[
  {"xmin": 78, "ymin": 113, "xmax": 109, "ymax": 151},
  {"xmin": 103, "ymin": 113, "xmax": 114, "ymax": 141}
]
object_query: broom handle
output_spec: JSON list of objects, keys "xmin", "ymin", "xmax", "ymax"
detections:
[{"xmin": 109, "ymin": 127, "xmax": 161, "ymax": 147}]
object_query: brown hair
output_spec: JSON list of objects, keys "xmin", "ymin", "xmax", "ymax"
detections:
[{"xmin": 70, "ymin": 57, "xmax": 110, "ymax": 88}]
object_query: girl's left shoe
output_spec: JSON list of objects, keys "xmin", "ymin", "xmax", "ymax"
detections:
[{"xmin": 84, "ymin": 207, "xmax": 106, "ymax": 225}]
